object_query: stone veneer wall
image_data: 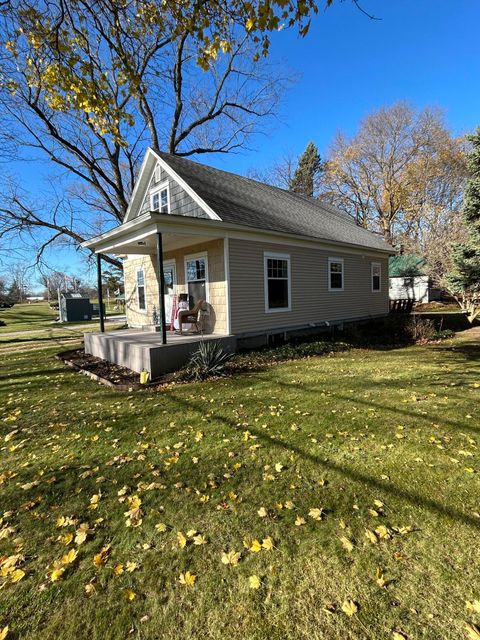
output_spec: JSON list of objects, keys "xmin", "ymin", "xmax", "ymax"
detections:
[{"xmin": 124, "ymin": 238, "xmax": 228, "ymax": 334}]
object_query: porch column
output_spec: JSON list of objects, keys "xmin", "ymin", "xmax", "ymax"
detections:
[
  {"xmin": 96, "ymin": 253, "xmax": 105, "ymax": 333},
  {"xmin": 156, "ymin": 232, "xmax": 167, "ymax": 345}
]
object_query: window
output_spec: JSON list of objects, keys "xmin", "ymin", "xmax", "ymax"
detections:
[
  {"xmin": 136, "ymin": 268, "xmax": 146, "ymax": 311},
  {"xmin": 371, "ymin": 262, "xmax": 381, "ymax": 292},
  {"xmin": 328, "ymin": 257, "xmax": 344, "ymax": 291},
  {"xmin": 151, "ymin": 184, "xmax": 169, "ymax": 213},
  {"xmin": 185, "ymin": 254, "xmax": 208, "ymax": 304},
  {"xmin": 264, "ymin": 252, "xmax": 291, "ymax": 312}
]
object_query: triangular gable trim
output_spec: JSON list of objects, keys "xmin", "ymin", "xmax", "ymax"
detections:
[{"xmin": 124, "ymin": 148, "xmax": 221, "ymax": 223}]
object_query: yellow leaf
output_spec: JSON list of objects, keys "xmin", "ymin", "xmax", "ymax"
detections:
[
  {"xmin": 84, "ymin": 583, "xmax": 96, "ymax": 597},
  {"xmin": 221, "ymin": 550, "xmax": 241, "ymax": 566},
  {"xmin": 177, "ymin": 532, "xmax": 187, "ymax": 548},
  {"xmin": 126, "ymin": 561, "xmax": 138, "ymax": 572},
  {"xmin": 245, "ymin": 17, "xmax": 255, "ymax": 31},
  {"xmin": 339, "ymin": 536, "xmax": 354, "ymax": 552},
  {"xmin": 295, "ymin": 516, "xmax": 306, "ymax": 526},
  {"xmin": 10, "ymin": 568, "xmax": 25, "ymax": 583},
  {"xmin": 193, "ymin": 534, "xmax": 207, "ymax": 546},
  {"xmin": 61, "ymin": 549, "xmax": 78, "ymax": 565},
  {"xmin": 275, "ymin": 463, "xmax": 284, "ymax": 472},
  {"xmin": 179, "ymin": 571, "xmax": 197, "ymax": 586},
  {"xmin": 365, "ymin": 528, "xmax": 378, "ymax": 544},
  {"xmin": 60, "ymin": 533, "xmax": 73, "ymax": 546},
  {"xmin": 0, "ymin": 626, "xmax": 8, "ymax": 640},
  {"xmin": 113, "ymin": 564, "xmax": 124, "ymax": 576},
  {"xmin": 392, "ymin": 631, "xmax": 408, "ymax": 640},
  {"xmin": 262, "ymin": 536, "xmax": 274, "ymax": 551},
  {"xmin": 50, "ymin": 566, "xmax": 65, "ymax": 582},
  {"xmin": 124, "ymin": 589, "xmax": 136, "ymax": 601},
  {"xmin": 155, "ymin": 522, "xmax": 167, "ymax": 532},
  {"xmin": 257, "ymin": 507, "xmax": 268, "ymax": 518},
  {"xmin": 466, "ymin": 623, "xmax": 480, "ymax": 640},
  {"xmin": 341, "ymin": 599, "xmax": 359, "ymax": 617},
  {"xmin": 93, "ymin": 544, "xmax": 111, "ymax": 568},
  {"xmin": 466, "ymin": 600, "xmax": 480, "ymax": 614},
  {"xmin": 249, "ymin": 539, "xmax": 262, "ymax": 553},
  {"xmin": 308, "ymin": 508, "xmax": 324, "ymax": 521},
  {"xmin": 249, "ymin": 575, "xmax": 261, "ymax": 589}
]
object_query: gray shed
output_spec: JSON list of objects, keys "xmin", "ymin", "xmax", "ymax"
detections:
[{"xmin": 59, "ymin": 293, "xmax": 92, "ymax": 322}]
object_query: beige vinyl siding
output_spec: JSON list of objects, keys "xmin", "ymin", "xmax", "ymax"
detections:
[
  {"xmin": 228, "ymin": 238, "xmax": 389, "ymax": 335},
  {"xmin": 123, "ymin": 239, "xmax": 228, "ymax": 333}
]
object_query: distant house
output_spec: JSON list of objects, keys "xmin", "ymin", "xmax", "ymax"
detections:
[
  {"xmin": 389, "ymin": 255, "xmax": 441, "ymax": 303},
  {"xmin": 82, "ymin": 148, "xmax": 394, "ymax": 377}
]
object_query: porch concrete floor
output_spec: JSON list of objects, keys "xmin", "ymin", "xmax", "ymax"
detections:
[{"xmin": 84, "ymin": 329, "xmax": 236, "ymax": 378}]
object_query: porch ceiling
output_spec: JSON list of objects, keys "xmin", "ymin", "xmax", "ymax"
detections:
[{"xmin": 81, "ymin": 212, "xmax": 225, "ymax": 255}]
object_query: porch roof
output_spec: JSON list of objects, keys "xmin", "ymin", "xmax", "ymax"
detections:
[{"xmin": 81, "ymin": 212, "xmax": 225, "ymax": 255}]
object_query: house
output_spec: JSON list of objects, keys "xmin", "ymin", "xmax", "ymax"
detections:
[
  {"xmin": 389, "ymin": 255, "xmax": 442, "ymax": 303},
  {"xmin": 82, "ymin": 148, "xmax": 393, "ymax": 378}
]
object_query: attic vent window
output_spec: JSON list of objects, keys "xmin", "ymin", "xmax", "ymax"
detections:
[{"xmin": 151, "ymin": 183, "xmax": 169, "ymax": 213}]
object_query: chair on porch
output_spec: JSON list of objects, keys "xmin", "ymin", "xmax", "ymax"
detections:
[{"xmin": 177, "ymin": 299, "xmax": 205, "ymax": 334}]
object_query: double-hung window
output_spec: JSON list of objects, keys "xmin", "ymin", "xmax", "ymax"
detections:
[
  {"xmin": 328, "ymin": 257, "xmax": 344, "ymax": 291},
  {"xmin": 136, "ymin": 268, "xmax": 146, "ymax": 311},
  {"xmin": 264, "ymin": 252, "xmax": 291, "ymax": 312},
  {"xmin": 151, "ymin": 183, "xmax": 169, "ymax": 213},
  {"xmin": 371, "ymin": 262, "xmax": 381, "ymax": 292}
]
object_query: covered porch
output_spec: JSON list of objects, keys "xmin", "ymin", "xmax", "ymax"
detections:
[
  {"xmin": 82, "ymin": 213, "xmax": 234, "ymax": 377},
  {"xmin": 84, "ymin": 329, "xmax": 236, "ymax": 379}
]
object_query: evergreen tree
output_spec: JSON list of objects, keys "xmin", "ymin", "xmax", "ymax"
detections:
[
  {"xmin": 446, "ymin": 128, "xmax": 480, "ymax": 322},
  {"xmin": 7, "ymin": 281, "xmax": 23, "ymax": 303},
  {"xmin": 289, "ymin": 142, "xmax": 323, "ymax": 197}
]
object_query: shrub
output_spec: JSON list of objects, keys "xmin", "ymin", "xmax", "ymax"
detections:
[{"xmin": 185, "ymin": 340, "xmax": 233, "ymax": 380}]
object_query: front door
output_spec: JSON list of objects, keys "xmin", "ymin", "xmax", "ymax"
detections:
[{"xmin": 163, "ymin": 261, "xmax": 176, "ymax": 327}]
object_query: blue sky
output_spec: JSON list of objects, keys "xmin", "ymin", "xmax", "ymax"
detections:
[
  {"xmin": 216, "ymin": 0, "xmax": 480, "ymax": 175},
  {"xmin": 4, "ymin": 0, "xmax": 480, "ymax": 288}
]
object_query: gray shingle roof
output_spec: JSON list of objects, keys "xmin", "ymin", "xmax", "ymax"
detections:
[{"xmin": 158, "ymin": 151, "xmax": 393, "ymax": 253}]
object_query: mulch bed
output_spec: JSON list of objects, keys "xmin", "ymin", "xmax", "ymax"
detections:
[{"xmin": 56, "ymin": 349, "xmax": 149, "ymax": 390}]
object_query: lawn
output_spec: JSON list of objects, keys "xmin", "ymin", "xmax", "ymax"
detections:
[
  {"xmin": 0, "ymin": 302, "xmax": 124, "ymax": 344},
  {"xmin": 0, "ymin": 334, "xmax": 479, "ymax": 640}
]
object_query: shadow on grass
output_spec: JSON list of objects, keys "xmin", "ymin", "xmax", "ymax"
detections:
[{"xmin": 161, "ymin": 391, "xmax": 480, "ymax": 532}]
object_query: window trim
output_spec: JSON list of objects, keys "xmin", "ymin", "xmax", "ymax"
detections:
[
  {"xmin": 264, "ymin": 251, "xmax": 291, "ymax": 313},
  {"xmin": 184, "ymin": 252, "xmax": 209, "ymax": 303},
  {"xmin": 371, "ymin": 261, "xmax": 382, "ymax": 293},
  {"xmin": 136, "ymin": 266, "xmax": 147, "ymax": 313},
  {"xmin": 328, "ymin": 257, "xmax": 344, "ymax": 292},
  {"xmin": 150, "ymin": 181, "xmax": 170, "ymax": 213}
]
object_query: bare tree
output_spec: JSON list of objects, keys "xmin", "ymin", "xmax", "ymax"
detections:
[
  {"xmin": 319, "ymin": 102, "xmax": 468, "ymax": 247},
  {"xmin": 0, "ymin": 0, "xmax": 292, "ymax": 267}
]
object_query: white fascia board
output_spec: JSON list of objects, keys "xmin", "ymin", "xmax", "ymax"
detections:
[
  {"xmin": 123, "ymin": 151, "xmax": 156, "ymax": 223},
  {"xmin": 123, "ymin": 147, "xmax": 222, "ymax": 223},
  {"xmin": 150, "ymin": 149, "xmax": 221, "ymax": 221}
]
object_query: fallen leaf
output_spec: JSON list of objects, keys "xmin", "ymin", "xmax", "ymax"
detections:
[
  {"xmin": 340, "ymin": 536, "xmax": 354, "ymax": 552},
  {"xmin": 341, "ymin": 599, "xmax": 359, "ymax": 617},
  {"xmin": 465, "ymin": 623, "xmax": 480, "ymax": 640},
  {"xmin": 221, "ymin": 550, "xmax": 241, "ymax": 566},
  {"xmin": 179, "ymin": 571, "xmax": 197, "ymax": 586},
  {"xmin": 124, "ymin": 589, "xmax": 136, "ymax": 601},
  {"xmin": 249, "ymin": 575, "xmax": 261, "ymax": 589}
]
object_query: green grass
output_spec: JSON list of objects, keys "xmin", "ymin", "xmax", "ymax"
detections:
[
  {"xmin": 0, "ymin": 302, "xmax": 57, "ymax": 332},
  {"xmin": 0, "ymin": 302, "xmax": 123, "ymax": 342},
  {"xmin": 0, "ymin": 334, "xmax": 479, "ymax": 640}
]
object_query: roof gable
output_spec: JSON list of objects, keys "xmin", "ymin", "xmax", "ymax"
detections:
[{"xmin": 123, "ymin": 148, "xmax": 220, "ymax": 223}]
